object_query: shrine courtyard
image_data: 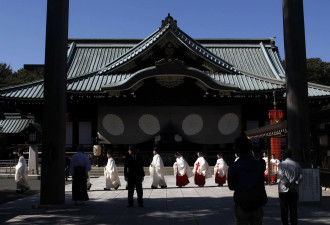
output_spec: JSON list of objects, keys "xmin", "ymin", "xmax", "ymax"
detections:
[{"xmin": 1, "ymin": 175, "xmax": 330, "ymax": 225}]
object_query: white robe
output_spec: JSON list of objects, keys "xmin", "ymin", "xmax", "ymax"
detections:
[
  {"xmin": 104, "ymin": 158, "xmax": 121, "ymax": 189},
  {"xmin": 150, "ymin": 154, "xmax": 166, "ymax": 187},
  {"xmin": 270, "ymin": 158, "xmax": 280, "ymax": 175},
  {"xmin": 192, "ymin": 157, "xmax": 212, "ymax": 178},
  {"xmin": 173, "ymin": 156, "xmax": 193, "ymax": 177},
  {"xmin": 263, "ymin": 156, "xmax": 269, "ymax": 174},
  {"xmin": 214, "ymin": 158, "xmax": 228, "ymax": 178},
  {"xmin": 15, "ymin": 156, "xmax": 29, "ymax": 189}
]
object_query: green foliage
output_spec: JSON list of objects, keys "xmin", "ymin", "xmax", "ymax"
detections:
[
  {"xmin": 306, "ymin": 58, "xmax": 330, "ymax": 86},
  {"xmin": 0, "ymin": 63, "xmax": 44, "ymax": 88},
  {"xmin": 281, "ymin": 58, "xmax": 330, "ymax": 86}
]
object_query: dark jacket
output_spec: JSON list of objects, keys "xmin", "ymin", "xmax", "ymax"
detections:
[
  {"xmin": 124, "ymin": 154, "xmax": 145, "ymax": 180},
  {"xmin": 228, "ymin": 154, "xmax": 261, "ymax": 191},
  {"xmin": 228, "ymin": 154, "xmax": 267, "ymax": 211}
]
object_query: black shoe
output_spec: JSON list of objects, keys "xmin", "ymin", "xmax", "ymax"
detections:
[
  {"xmin": 138, "ymin": 204, "xmax": 144, "ymax": 207},
  {"xmin": 127, "ymin": 204, "xmax": 133, "ymax": 208},
  {"xmin": 151, "ymin": 186, "xmax": 157, "ymax": 189},
  {"xmin": 87, "ymin": 184, "xmax": 92, "ymax": 190},
  {"xmin": 160, "ymin": 185, "xmax": 167, "ymax": 189},
  {"xmin": 104, "ymin": 188, "xmax": 110, "ymax": 191},
  {"xmin": 16, "ymin": 190, "xmax": 22, "ymax": 194},
  {"xmin": 115, "ymin": 185, "xmax": 119, "ymax": 190},
  {"xmin": 198, "ymin": 185, "xmax": 204, "ymax": 187}
]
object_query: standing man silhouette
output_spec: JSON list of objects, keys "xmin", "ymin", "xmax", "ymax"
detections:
[{"xmin": 124, "ymin": 146, "xmax": 145, "ymax": 207}]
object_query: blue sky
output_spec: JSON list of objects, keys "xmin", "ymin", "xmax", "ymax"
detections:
[{"xmin": 0, "ymin": 0, "xmax": 329, "ymax": 71}]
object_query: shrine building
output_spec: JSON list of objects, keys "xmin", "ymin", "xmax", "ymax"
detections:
[{"xmin": 1, "ymin": 14, "xmax": 330, "ymax": 165}]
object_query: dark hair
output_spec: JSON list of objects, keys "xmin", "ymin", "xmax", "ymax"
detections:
[
  {"xmin": 174, "ymin": 152, "xmax": 181, "ymax": 156},
  {"xmin": 153, "ymin": 147, "xmax": 159, "ymax": 152},
  {"xmin": 217, "ymin": 153, "xmax": 222, "ymax": 157},
  {"xmin": 197, "ymin": 152, "xmax": 203, "ymax": 156},
  {"xmin": 234, "ymin": 135, "xmax": 252, "ymax": 155},
  {"xmin": 18, "ymin": 149, "xmax": 24, "ymax": 155},
  {"xmin": 107, "ymin": 150, "xmax": 112, "ymax": 155},
  {"xmin": 128, "ymin": 145, "xmax": 134, "ymax": 151},
  {"xmin": 282, "ymin": 150, "xmax": 292, "ymax": 159}
]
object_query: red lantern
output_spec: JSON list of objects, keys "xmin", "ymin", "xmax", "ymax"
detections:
[{"xmin": 268, "ymin": 104, "xmax": 283, "ymax": 160}]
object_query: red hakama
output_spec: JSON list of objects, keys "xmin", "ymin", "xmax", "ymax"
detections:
[
  {"xmin": 271, "ymin": 174, "xmax": 277, "ymax": 183},
  {"xmin": 176, "ymin": 174, "xmax": 189, "ymax": 187},
  {"xmin": 215, "ymin": 174, "xmax": 226, "ymax": 185},
  {"xmin": 264, "ymin": 172, "xmax": 269, "ymax": 183},
  {"xmin": 194, "ymin": 173, "xmax": 205, "ymax": 186}
]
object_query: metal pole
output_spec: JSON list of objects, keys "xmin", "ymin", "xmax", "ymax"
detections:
[
  {"xmin": 282, "ymin": 0, "xmax": 310, "ymax": 167},
  {"xmin": 40, "ymin": 0, "xmax": 69, "ymax": 205}
]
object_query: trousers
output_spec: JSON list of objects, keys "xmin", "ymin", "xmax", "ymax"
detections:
[
  {"xmin": 127, "ymin": 178, "xmax": 143, "ymax": 206},
  {"xmin": 235, "ymin": 204, "xmax": 263, "ymax": 225},
  {"xmin": 279, "ymin": 191, "xmax": 298, "ymax": 225}
]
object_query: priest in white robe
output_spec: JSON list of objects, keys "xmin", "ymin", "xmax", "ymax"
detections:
[
  {"xmin": 15, "ymin": 149, "xmax": 30, "ymax": 193},
  {"xmin": 150, "ymin": 147, "xmax": 167, "ymax": 189},
  {"xmin": 193, "ymin": 152, "xmax": 212, "ymax": 187},
  {"xmin": 173, "ymin": 152, "xmax": 193, "ymax": 187},
  {"xmin": 104, "ymin": 151, "xmax": 121, "ymax": 190},
  {"xmin": 263, "ymin": 152, "xmax": 269, "ymax": 183},
  {"xmin": 214, "ymin": 153, "xmax": 228, "ymax": 186},
  {"xmin": 270, "ymin": 154, "xmax": 280, "ymax": 183}
]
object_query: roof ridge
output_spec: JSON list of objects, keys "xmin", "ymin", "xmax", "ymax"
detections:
[
  {"xmin": 173, "ymin": 28, "xmax": 240, "ymax": 74},
  {"xmin": 97, "ymin": 24, "xmax": 171, "ymax": 75}
]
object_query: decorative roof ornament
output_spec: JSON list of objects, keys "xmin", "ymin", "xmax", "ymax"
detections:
[{"xmin": 161, "ymin": 13, "xmax": 177, "ymax": 30}]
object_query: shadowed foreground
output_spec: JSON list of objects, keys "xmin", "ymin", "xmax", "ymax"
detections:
[{"xmin": 0, "ymin": 176, "xmax": 330, "ymax": 225}]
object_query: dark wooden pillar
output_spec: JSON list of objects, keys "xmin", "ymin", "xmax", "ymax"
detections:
[
  {"xmin": 282, "ymin": 0, "xmax": 310, "ymax": 167},
  {"xmin": 40, "ymin": 0, "xmax": 69, "ymax": 205}
]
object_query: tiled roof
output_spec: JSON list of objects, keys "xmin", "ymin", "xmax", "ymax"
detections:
[
  {"xmin": 0, "ymin": 118, "xmax": 34, "ymax": 134},
  {"xmin": 0, "ymin": 14, "xmax": 329, "ymax": 99}
]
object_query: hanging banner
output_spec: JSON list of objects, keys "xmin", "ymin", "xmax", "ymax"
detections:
[
  {"xmin": 299, "ymin": 168, "xmax": 321, "ymax": 203},
  {"xmin": 98, "ymin": 105, "xmax": 241, "ymax": 144}
]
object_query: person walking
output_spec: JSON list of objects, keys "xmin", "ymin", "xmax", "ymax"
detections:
[
  {"xmin": 15, "ymin": 149, "xmax": 30, "ymax": 193},
  {"xmin": 70, "ymin": 146, "xmax": 91, "ymax": 205},
  {"xmin": 173, "ymin": 152, "xmax": 193, "ymax": 187},
  {"xmin": 193, "ymin": 152, "xmax": 212, "ymax": 187},
  {"xmin": 124, "ymin": 146, "xmax": 145, "ymax": 207},
  {"xmin": 214, "ymin": 153, "xmax": 228, "ymax": 186},
  {"xmin": 104, "ymin": 150, "xmax": 121, "ymax": 190},
  {"xmin": 278, "ymin": 150, "xmax": 302, "ymax": 225},
  {"xmin": 150, "ymin": 147, "xmax": 167, "ymax": 189},
  {"xmin": 228, "ymin": 136, "xmax": 267, "ymax": 225}
]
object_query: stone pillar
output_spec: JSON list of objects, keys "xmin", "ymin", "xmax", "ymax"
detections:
[
  {"xmin": 28, "ymin": 145, "xmax": 39, "ymax": 175},
  {"xmin": 40, "ymin": 0, "xmax": 69, "ymax": 205},
  {"xmin": 282, "ymin": 0, "xmax": 310, "ymax": 167}
]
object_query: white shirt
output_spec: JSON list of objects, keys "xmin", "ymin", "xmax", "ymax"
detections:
[
  {"xmin": 278, "ymin": 158, "xmax": 302, "ymax": 193},
  {"xmin": 174, "ymin": 156, "xmax": 193, "ymax": 177},
  {"xmin": 193, "ymin": 157, "xmax": 212, "ymax": 178},
  {"xmin": 214, "ymin": 158, "xmax": 228, "ymax": 177}
]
